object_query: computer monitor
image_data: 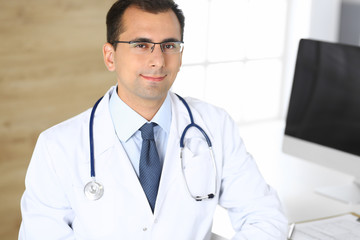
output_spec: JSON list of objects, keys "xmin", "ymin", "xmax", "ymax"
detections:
[{"xmin": 282, "ymin": 39, "xmax": 360, "ymax": 204}]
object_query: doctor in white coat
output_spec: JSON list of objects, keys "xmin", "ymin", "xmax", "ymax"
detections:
[{"xmin": 19, "ymin": 0, "xmax": 288, "ymax": 239}]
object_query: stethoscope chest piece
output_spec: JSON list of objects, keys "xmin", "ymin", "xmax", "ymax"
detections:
[{"xmin": 84, "ymin": 180, "xmax": 104, "ymax": 201}]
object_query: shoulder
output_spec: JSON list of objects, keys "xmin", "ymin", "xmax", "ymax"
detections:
[
  {"xmin": 38, "ymin": 108, "xmax": 91, "ymax": 148},
  {"xmin": 169, "ymin": 92, "xmax": 240, "ymax": 145},
  {"xmin": 170, "ymin": 92, "xmax": 232, "ymax": 124}
]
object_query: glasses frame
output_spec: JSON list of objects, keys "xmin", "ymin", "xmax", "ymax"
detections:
[{"xmin": 113, "ymin": 40, "xmax": 184, "ymax": 54}]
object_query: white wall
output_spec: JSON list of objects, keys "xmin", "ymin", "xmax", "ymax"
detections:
[
  {"xmin": 281, "ymin": 0, "xmax": 341, "ymax": 117},
  {"xmin": 339, "ymin": 0, "xmax": 360, "ymax": 45}
]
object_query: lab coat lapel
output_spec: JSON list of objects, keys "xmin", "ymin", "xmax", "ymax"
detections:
[
  {"xmin": 91, "ymin": 90, "xmax": 116, "ymax": 158},
  {"xmin": 109, "ymin": 141, "xmax": 153, "ymax": 214},
  {"xmin": 92, "ymin": 87, "xmax": 152, "ymax": 214},
  {"xmin": 155, "ymin": 93, "xmax": 189, "ymax": 213}
]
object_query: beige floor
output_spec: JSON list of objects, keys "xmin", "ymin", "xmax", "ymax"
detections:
[{"xmin": 0, "ymin": 1, "xmax": 115, "ymax": 238}]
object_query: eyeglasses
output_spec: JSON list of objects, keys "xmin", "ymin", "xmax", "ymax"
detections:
[{"xmin": 114, "ymin": 40, "xmax": 184, "ymax": 54}]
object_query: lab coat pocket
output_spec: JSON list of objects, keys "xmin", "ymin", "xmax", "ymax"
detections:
[{"xmin": 182, "ymin": 138, "xmax": 217, "ymax": 199}]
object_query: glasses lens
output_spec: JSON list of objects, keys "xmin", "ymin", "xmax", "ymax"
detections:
[
  {"xmin": 127, "ymin": 41, "xmax": 183, "ymax": 54},
  {"xmin": 161, "ymin": 42, "xmax": 183, "ymax": 54},
  {"xmin": 129, "ymin": 42, "xmax": 153, "ymax": 54}
]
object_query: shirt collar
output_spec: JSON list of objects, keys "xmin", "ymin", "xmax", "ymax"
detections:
[{"xmin": 109, "ymin": 87, "xmax": 172, "ymax": 142}]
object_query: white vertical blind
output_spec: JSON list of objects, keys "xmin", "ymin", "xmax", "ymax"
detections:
[{"xmin": 172, "ymin": 0, "xmax": 287, "ymax": 124}]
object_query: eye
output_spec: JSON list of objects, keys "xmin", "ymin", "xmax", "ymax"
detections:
[
  {"xmin": 131, "ymin": 42, "xmax": 151, "ymax": 49},
  {"xmin": 163, "ymin": 42, "xmax": 177, "ymax": 49}
]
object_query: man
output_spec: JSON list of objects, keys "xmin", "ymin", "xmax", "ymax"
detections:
[{"xmin": 19, "ymin": 0, "xmax": 288, "ymax": 239}]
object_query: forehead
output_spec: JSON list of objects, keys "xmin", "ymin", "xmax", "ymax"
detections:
[{"xmin": 119, "ymin": 6, "xmax": 181, "ymax": 41}]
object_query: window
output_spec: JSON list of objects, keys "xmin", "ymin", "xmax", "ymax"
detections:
[{"xmin": 172, "ymin": 0, "xmax": 287, "ymax": 124}]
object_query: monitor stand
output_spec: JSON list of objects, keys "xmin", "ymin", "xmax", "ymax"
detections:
[{"xmin": 315, "ymin": 179, "xmax": 360, "ymax": 204}]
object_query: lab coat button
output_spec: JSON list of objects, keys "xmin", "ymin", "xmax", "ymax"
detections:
[
  {"xmin": 154, "ymin": 218, "xmax": 158, "ymax": 223},
  {"xmin": 143, "ymin": 227, "xmax": 147, "ymax": 231}
]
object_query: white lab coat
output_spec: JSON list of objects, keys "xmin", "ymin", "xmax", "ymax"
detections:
[{"xmin": 19, "ymin": 86, "xmax": 287, "ymax": 240}]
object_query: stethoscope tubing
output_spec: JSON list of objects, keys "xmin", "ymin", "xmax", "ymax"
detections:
[
  {"xmin": 175, "ymin": 94, "xmax": 212, "ymax": 148},
  {"xmin": 89, "ymin": 96, "xmax": 103, "ymax": 178},
  {"xmin": 87, "ymin": 94, "xmax": 217, "ymax": 201}
]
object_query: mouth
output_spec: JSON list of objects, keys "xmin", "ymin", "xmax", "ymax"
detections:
[{"xmin": 140, "ymin": 74, "xmax": 167, "ymax": 82}]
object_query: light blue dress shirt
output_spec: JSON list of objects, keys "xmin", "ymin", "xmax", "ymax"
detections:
[{"xmin": 109, "ymin": 88, "xmax": 172, "ymax": 177}]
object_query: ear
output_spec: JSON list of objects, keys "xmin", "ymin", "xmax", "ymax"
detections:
[{"xmin": 103, "ymin": 43, "xmax": 116, "ymax": 72}]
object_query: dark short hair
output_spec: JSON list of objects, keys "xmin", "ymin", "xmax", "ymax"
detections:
[{"xmin": 106, "ymin": 0, "xmax": 185, "ymax": 49}]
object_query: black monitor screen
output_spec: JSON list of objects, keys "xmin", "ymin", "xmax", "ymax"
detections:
[{"xmin": 285, "ymin": 39, "xmax": 360, "ymax": 157}]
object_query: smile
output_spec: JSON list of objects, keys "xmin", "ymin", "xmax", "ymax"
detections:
[{"xmin": 140, "ymin": 74, "xmax": 167, "ymax": 82}]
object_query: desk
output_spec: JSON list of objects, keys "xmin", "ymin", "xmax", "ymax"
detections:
[{"xmin": 211, "ymin": 120, "xmax": 360, "ymax": 239}]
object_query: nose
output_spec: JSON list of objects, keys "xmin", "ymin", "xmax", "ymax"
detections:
[{"xmin": 148, "ymin": 44, "xmax": 165, "ymax": 68}]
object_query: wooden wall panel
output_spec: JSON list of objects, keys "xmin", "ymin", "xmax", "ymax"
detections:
[{"xmin": 0, "ymin": 0, "xmax": 115, "ymax": 238}]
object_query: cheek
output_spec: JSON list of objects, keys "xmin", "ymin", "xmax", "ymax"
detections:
[
  {"xmin": 115, "ymin": 55, "xmax": 142, "ymax": 77},
  {"xmin": 168, "ymin": 57, "xmax": 182, "ymax": 72}
]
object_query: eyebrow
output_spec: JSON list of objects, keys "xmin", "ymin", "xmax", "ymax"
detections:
[{"xmin": 130, "ymin": 37, "xmax": 181, "ymax": 43}]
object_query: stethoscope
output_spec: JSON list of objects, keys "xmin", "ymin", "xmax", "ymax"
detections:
[{"xmin": 84, "ymin": 94, "xmax": 218, "ymax": 201}]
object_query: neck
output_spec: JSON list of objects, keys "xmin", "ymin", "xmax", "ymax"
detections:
[{"xmin": 117, "ymin": 92, "xmax": 166, "ymax": 121}]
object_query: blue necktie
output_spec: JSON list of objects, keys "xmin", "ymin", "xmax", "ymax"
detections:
[{"xmin": 139, "ymin": 122, "xmax": 162, "ymax": 212}]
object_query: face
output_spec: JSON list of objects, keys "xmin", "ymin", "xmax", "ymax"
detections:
[{"xmin": 103, "ymin": 6, "xmax": 183, "ymax": 109}]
